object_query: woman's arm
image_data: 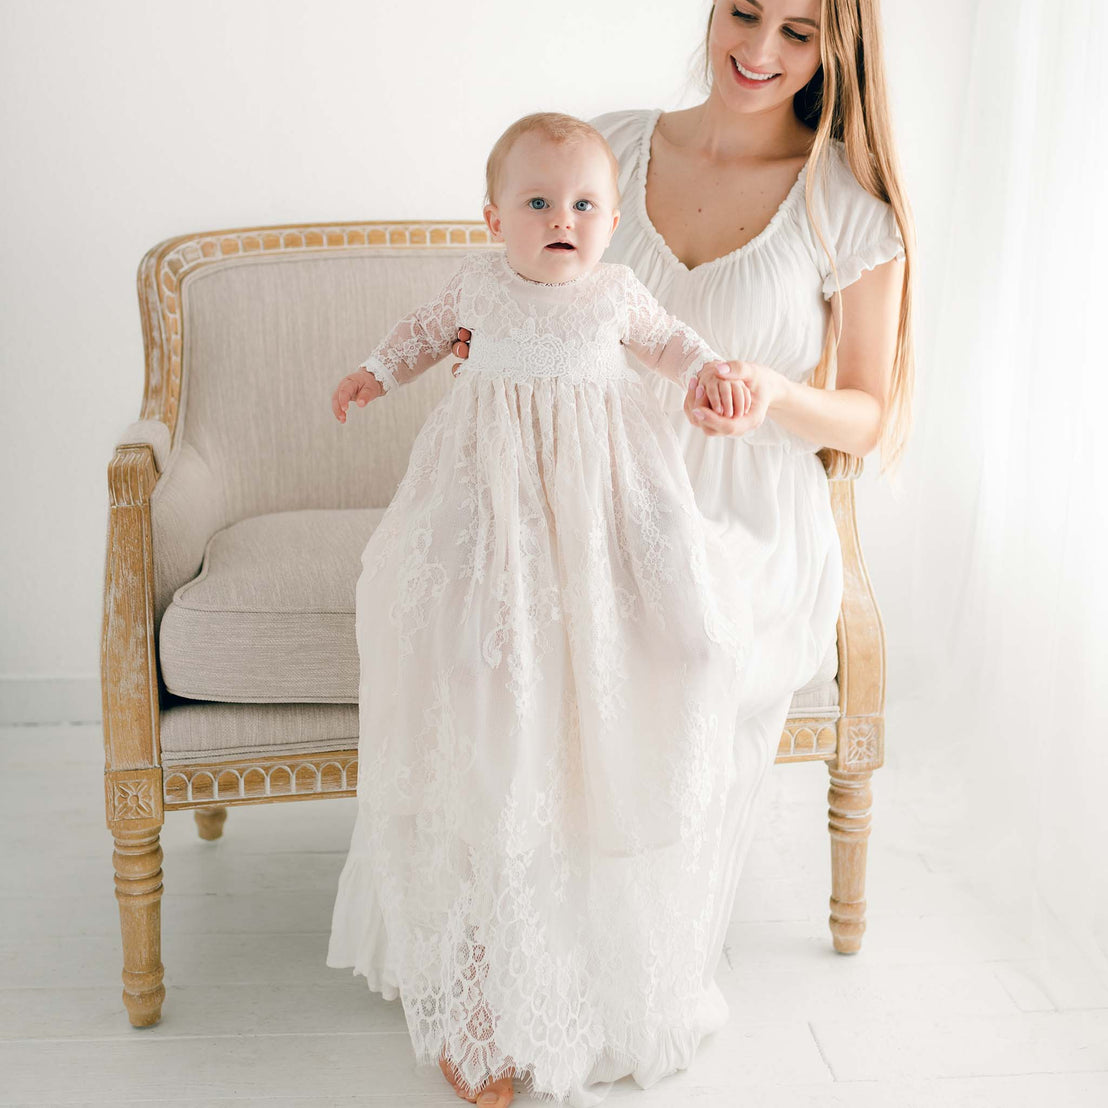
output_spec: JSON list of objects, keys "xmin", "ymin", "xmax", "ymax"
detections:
[{"xmin": 692, "ymin": 256, "xmax": 904, "ymax": 453}]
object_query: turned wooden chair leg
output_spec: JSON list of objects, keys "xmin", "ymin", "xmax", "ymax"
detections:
[
  {"xmin": 112, "ymin": 823, "xmax": 166, "ymax": 1026},
  {"xmin": 827, "ymin": 766, "xmax": 873, "ymax": 954},
  {"xmin": 195, "ymin": 806, "xmax": 228, "ymax": 840}
]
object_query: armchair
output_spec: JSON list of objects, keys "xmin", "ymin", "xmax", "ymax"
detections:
[{"xmin": 100, "ymin": 220, "xmax": 885, "ymax": 1028}]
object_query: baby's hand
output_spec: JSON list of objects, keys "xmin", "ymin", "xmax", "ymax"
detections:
[
  {"xmin": 691, "ymin": 362, "xmax": 751, "ymax": 419},
  {"xmin": 332, "ymin": 369, "xmax": 385, "ymax": 423}
]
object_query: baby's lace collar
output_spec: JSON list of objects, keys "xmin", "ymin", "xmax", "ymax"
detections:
[{"xmin": 495, "ymin": 249, "xmax": 600, "ymax": 291}]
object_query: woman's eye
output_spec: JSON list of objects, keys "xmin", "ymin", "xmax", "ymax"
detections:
[
  {"xmin": 573, "ymin": 200, "xmax": 594, "ymax": 212},
  {"xmin": 528, "ymin": 198, "xmax": 548, "ymax": 210},
  {"xmin": 731, "ymin": 5, "xmax": 812, "ymax": 42}
]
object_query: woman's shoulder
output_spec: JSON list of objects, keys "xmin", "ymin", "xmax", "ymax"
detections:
[
  {"xmin": 587, "ymin": 108, "xmax": 654, "ymax": 159},
  {"xmin": 804, "ymin": 139, "xmax": 905, "ymax": 295},
  {"xmin": 813, "ymin": 138, "xmax": 895, "ymax": 220}
]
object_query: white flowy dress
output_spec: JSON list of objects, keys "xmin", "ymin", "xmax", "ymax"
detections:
[
  {"xmin": 590, "ymin": 107, "xmax": 904, "ymax": 725},
  {"xmin": 327, "ymin": 247, "xmax": 764, "ymax": 1105},
  {"xmin": 580, "ymin": 102, "xmax": 906, "ymax": 1073}
]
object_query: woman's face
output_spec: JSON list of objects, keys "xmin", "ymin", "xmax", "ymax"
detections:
[{"xmin": 707, "ymin": 0, "xmax": 822, "ymax": 117}]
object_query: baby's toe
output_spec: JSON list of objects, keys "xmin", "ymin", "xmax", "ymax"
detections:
[
  {"xmin": 439, "ymin": 1053, "xmax": 478, "ymax": 1102},
  {"xmin": 476, "ymin": 1074, "xmax": 514, "ymax": 1107}
]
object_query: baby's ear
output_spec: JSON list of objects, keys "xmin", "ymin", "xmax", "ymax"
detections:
[{"xmin": 482, "ymin": 203, "xmax": 503, "ymax": 240}]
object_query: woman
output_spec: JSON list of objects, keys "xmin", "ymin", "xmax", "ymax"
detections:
[{"xmin": 444, "ymin": 1, "xmax": 914, "ymax": 1105}]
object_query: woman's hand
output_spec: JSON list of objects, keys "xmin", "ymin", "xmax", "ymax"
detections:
[
  {"xmin": 684, "ymin": 360, "xmax": 788, "ymax": 437},
  {"xmin": 332, "ymin": 369, "xmax": 384, "ymax": 423},
  {"xmin": 693, "ymin": 362, "xmax": 752, "ymax": 419},
  {"xmin": 450, "ymin": 327, "xmax": 472, "ymax": 376}
]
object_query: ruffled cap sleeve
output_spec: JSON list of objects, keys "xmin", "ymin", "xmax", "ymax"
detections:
[{"xmin": 814, "ymin": 144, "xmax": 905, "ymax": 300}]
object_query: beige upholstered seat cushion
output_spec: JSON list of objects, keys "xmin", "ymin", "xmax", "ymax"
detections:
[
  {"xmin": 157, "ymin": 507, "xmax": 839, "ymax": 760},
  {"xmin": 159, "ymin": 700, "xmax": 360, "ymax": 766},
  {"xmin": 159, "ymin": 508, "xmax": 382, "ymax": 703}
]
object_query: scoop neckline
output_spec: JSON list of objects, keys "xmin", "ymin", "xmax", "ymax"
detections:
[
  {"xmin": 635, "ymin": 107, "xmax": 809, "ymax": 276},
  {"xmin": 496, "ymin": 248, "xmax": 597, "ymax": 289}
]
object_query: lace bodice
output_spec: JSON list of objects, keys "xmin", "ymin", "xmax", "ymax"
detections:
[{"xmin": 356, "ymin": 250, "xmax": 725, "ymax": 395}]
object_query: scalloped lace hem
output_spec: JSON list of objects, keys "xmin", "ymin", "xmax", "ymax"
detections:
[{"xmin": 325, "ymin": 853, "xmax": 731, "ymax": 1106}]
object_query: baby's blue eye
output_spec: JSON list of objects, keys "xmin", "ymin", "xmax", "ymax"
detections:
[
  {"xmin": 574, "ymin": 200, "xmax": 593, "ymax": 212},
  {"xmin": 528, "ymin": 198, "xmax": 548, "ymax": 210}
]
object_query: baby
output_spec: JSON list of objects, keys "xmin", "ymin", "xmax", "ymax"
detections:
[
  {"xmin": 326, "ymin": 113, "xmax": 757, "ymax": 1108},
  {"xmin": 333, "ymin": 116, "xmax": 749, "ymax": 422}
]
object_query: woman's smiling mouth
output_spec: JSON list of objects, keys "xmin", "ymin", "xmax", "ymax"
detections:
[{"xmin": 731, "ymin": 56, "xmax": 781, "ymax": 86}]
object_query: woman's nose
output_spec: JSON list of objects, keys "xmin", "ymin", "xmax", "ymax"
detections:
[{"xmin": 744, "ymin": 27, "xmax": 778, "ymax": 65}]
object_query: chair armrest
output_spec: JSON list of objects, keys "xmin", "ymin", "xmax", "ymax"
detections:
[
  {"xmin": 103, "ymin": 420, "xmax": 229, "ymax": 768},
  {"xmin": 820, "ymin": 450, "xmax": 886, "ymax": 770},
  {"xmin": 112, "ymin": 419, "xmax": 229, "ymax": 630},
  {"xmin": 102, "ymin": 442, "xmax": 162, "ymax": 773},
  {"xmin": 115, "ymin": 419, "xmax": 173, "ymax": 475}
]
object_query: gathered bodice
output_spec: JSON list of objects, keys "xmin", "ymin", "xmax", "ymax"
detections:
[
  {"xmin": 357, "ymin": 248, "xmax": 726, "ymax": 397},
  {"xmin": 461, "ymin": 252, "xmax": 641, "ymax": 387}
]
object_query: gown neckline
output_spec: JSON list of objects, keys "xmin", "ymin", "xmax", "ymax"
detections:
[
  {"xmin": 496, "ymin": 248, "xmax": 599, "ymax": 290},
  {"xmin": 634, "ymin": 107, "xmax": 810, "ymax": 277}
]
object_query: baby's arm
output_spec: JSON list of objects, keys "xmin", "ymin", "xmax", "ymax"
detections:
[
  {"xmin": 356, "ymin": 258, "xmax": 469, "ymax": 394},
  {"xmin": 619, "ymin": 267, "xmax": 726, "ymax": 392}
]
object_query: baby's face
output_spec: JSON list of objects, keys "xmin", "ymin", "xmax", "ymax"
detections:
[{"xmin": 483, "ymin": 132, "xmax": 620, "ymax": 284}]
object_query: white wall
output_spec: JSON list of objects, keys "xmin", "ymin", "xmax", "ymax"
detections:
[{"xmin": 0, "ymin": 0, "xmax": 974, "ymax": 723}]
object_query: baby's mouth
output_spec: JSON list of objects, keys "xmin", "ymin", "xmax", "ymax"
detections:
[{"xmin": 545, "ymin": 241, "xmax": 576, "ymax": 251}]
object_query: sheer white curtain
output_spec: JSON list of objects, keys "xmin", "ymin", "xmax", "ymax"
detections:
[{"xmin": 903, "ymin": 0, "xmax": 1108, "ymax": 989}]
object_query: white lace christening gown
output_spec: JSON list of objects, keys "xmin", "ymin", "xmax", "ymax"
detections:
[{"xmin": 326, "ymin": 247, "xmax": 762, "ymax": 1105}]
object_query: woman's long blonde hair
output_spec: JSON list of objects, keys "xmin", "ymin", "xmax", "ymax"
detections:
[{"xmin": 700, "ymin": 0, "xmax": 916, "ymax": 477}]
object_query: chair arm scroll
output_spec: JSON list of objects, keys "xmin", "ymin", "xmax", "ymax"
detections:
[{"xmin": 115, "ymin": 419, "xmax": 172, "ymax": 476}]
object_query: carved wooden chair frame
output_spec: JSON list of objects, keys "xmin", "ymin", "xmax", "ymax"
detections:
[{"xmin": 101, "ymin": 220, "xmax": 885, "ymax": 1028}]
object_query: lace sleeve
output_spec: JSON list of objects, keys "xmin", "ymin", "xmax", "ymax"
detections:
[
  {"xmin": 618, "ymin": 267, "xmax": 725, "ymax": 391},
  {"xmin": 355, "ymin": 258, "xmax": 468, "ymax": 393}
]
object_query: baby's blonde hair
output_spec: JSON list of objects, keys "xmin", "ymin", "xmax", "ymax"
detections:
[{"xmin": 484, "ymin": 112, "xmax": 622, "ymax": 209}]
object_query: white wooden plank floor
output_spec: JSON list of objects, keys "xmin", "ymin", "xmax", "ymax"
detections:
[{"xmin": 3, "ymin": 701, "xmax": 1107, "ymax": 1107}]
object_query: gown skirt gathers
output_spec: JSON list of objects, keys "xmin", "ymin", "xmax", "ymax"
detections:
[{"xmin": 330, "ymin": 362, "xmax": 759, "ymax": 1106}]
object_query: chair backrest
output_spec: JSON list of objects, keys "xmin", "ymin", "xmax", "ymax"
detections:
[{"xmin": 144, "ymin": 224, "xmax": 496, "ymax": 522}]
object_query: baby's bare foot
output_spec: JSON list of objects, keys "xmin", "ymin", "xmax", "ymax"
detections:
[
  {"xmin": 440, "ymin": 930, "xmax": 515, "ymax": 1106},
  {"xmin": 438, "ymin": 1051, "xmax": 515, "ymax": 1106}
]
